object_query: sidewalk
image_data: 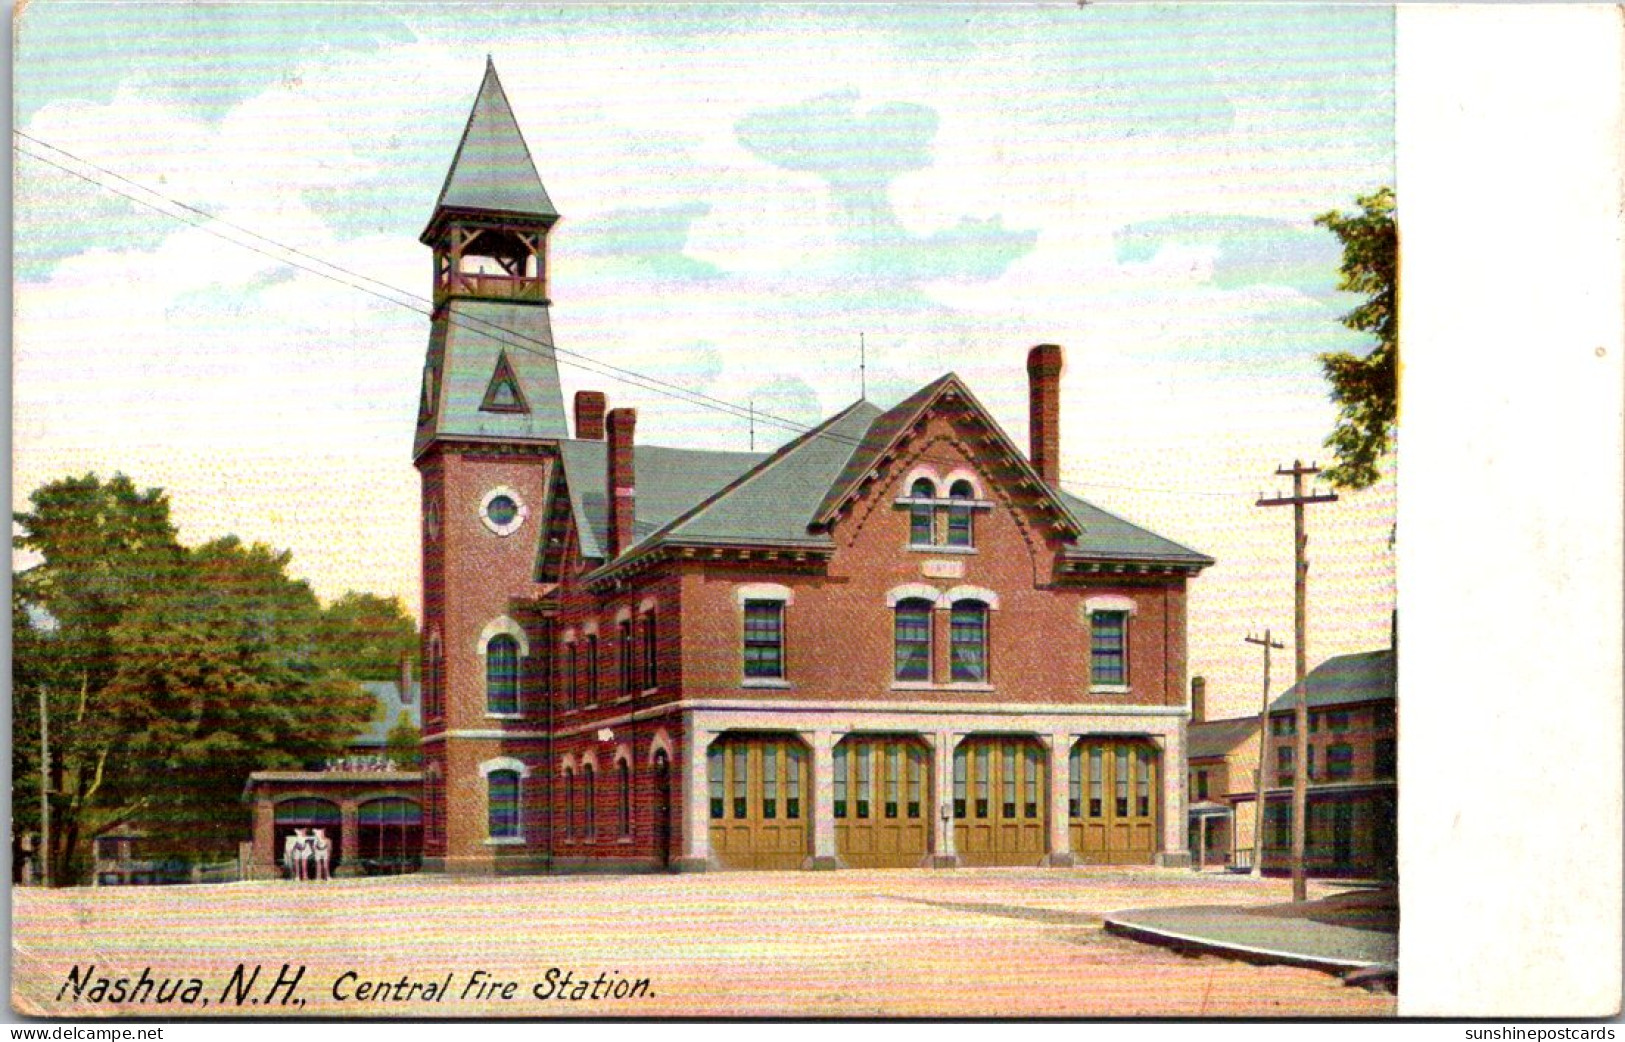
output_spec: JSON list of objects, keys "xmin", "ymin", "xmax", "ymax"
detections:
[{"xmin": 1104, "ymin": 887, "xmax": 1398, "ymax": 978}]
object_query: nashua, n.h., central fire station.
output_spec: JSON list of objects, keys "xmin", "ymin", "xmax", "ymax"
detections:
[{"xmin": 265, "ymin": 61, "xmax": 1218, "ymax": 876}]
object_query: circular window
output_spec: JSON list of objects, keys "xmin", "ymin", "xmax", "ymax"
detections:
[{"xmin": 479, "ymin": 487, "xmax": 527, "ymax": 536}]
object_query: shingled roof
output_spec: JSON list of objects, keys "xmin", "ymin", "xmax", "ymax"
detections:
[
  {"xmin": 414, "ymin": 299, "xmax": 569, "ymax": 456},
  {"xmin": 427, "ymin": 58, "xmax": 557, "ymax": 230},
  {"xmin": 1269, "ymin": 649, "xmax": 1396, "ymax": 712},
  {"xmin": 565, "ymin": 379, "xmax": 1207, "ymax": 583},
  {"xmin": 1188, "ymin": 715, "xmax": 1262, "ymax": 760},
  {"xmin": 556, "ymin": 440, "xmax": 766, "ymax": 561},
  {"xmin": 1056, "ymin": 490, "xmax": 1214, "ymax": 567}
]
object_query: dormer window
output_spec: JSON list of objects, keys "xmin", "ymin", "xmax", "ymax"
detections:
[
  {"xmin": 947, "ymin": 479, "xmax": 975, "ymax": 547},
  {"xmin": 900, "ymin": 472, "xmax": 988, "ymax": 551},
  {"xmin": 908, "ymin": 478, "xmax": 936, "ymax": 545}
]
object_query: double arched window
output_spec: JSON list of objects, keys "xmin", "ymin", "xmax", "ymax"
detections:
[
  {"xmin": 949, "ymin": 600, "xmax": 989, "ymax": 682},
  {"xmin": 901, "ymin": 473, "xmax": 983, "ymax": 548},
  {"xmin": 893, "ymin": 598, "xmax": 933, "ymax": 681}
]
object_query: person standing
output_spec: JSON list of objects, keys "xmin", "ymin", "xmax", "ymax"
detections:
[
  {"xmin": 312, "ymin": 828, "xmax": 332, "ymax": 881},
  {"xmin": 282, "ymin": 830, "xmax": 300, "ymax": 881}
]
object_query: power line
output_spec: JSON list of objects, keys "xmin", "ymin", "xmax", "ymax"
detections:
[{"xmin": 14, "ymin": 130, "xmax": 1254, "ymax": 502}]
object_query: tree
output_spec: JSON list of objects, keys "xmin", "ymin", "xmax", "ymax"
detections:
[
  {"xmin": 1315, "ymin": 186, "xmax": 1397, "ymax": 490},
  {"xmin": 103, "ymin": 537, "xmax": 374, "ymax": 859},
  {"xmin": 385, "ymin": 711, "xmax": 422, "ymax": 770},
  {"xmin": 12, "ymin": 474, "xmax": 187, "ymax": 883},
  {"xmin": 315, "ymin": 592, "xmax": 418, "ymax": 682}
]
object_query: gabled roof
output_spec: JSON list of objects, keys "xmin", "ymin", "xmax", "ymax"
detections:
[
  {"xmin": 1189, "ymin": 715, "xmax": 1263, "ymax": 760},
  {"xmin": 414, "ymin": 299, "xmax": 569, "ymax": 455},
  {"xmin": 556, "ymin": 439, "xmax": 765, "ymax": 561},
  {"xmin": 426, "ymin": 59, "xmax": 557, "ymax": 233},
  {"xmin": 1056, "ymin": 490, "xmax": 1214, "ymax": 567},
  {"xmin": 656, "ymin": 400, "xmax": 884, "ymax": 548},
  {"xmin": 812, "ymin": 374, "xmax": 1083, "ymax": 540},
  {"xmin": 1269, "ymin": 649, "xmax": 1396, "ymax": 712},
  {"xmin": 352, "ymin": 681, "xmax": 421, "ymax": 748},
  {"xmin": 554, "ymin": 372, "xmax": 1209, "ymax": 580}
]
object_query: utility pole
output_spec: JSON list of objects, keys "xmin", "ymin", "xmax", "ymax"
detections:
[
  {"xmin": 1258, "ymin": 460, "xmax": 1337, "ymax": 902},
  {"xmin": 38, "ymin": 685, "xmax": 51, "ymax": 888},
  {"xmin": 1244, "ymin": 629, "xmax": 1284, "ymax": 878}
]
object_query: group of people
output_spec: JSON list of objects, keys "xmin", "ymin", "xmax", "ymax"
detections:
[
  {"xmin": 323, "ymin": 755, "xmax": 400, "ymax": 773},
  {"xmin": 282, "ymin": 827, "xmax": 333, "ymax": 881}
]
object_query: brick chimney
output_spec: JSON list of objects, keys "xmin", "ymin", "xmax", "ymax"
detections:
[
  {"xmin": 1026, "ymin": 344, "xmax": 1064, "ymax": 486},
  {"xmin": 1190, "ymin": 675, "xmax": 1207, "ymax": 725},
  {"xmin": 398, "ymin": 652, "xmax": 415, "ymax": 704},
  {"xmin": 574, "ymin": 390, "xmax": 607, "ymax": 440},
  {"xmin": 606, "ymin": 407, "xmax": 637, "ymax": 557}
]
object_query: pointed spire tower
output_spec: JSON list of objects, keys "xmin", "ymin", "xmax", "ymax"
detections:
[{"xmin": 415, "ymin": 59, "xmax": 568, "ymax": 456}]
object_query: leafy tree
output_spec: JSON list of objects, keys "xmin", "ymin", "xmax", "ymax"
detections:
[
  {"xmin": 12, "ymin": 474, "xmax": 187, "ymax": 883},
  {"xmin": 385, "ymin": 711, "xmax": 422, "ymax": 769},
  {"xmin": 315, "ymin": 592, "xmax": 418, "ymax": 682},
  {"xmin": 103, "ymin": 537, "xmax": 374, "ymax": 859},
  {"xmin": 1315, "ymin": 186, "xmax": 1397, "ymax": 490}
]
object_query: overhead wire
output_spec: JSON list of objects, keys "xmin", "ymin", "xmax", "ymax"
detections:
[{"xmin": 14, "ymin": 130, "xmax": 1251, "ymax": 500}]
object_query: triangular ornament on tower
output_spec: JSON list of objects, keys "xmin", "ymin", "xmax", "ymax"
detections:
[{"xmin": 479, "ymin": 350, "xmax": 530, "ymax": 414}]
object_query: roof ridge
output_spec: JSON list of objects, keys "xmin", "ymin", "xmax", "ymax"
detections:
[{"xmin": 649, "ymin": 399, "xmax": 879, "ymax": 550}]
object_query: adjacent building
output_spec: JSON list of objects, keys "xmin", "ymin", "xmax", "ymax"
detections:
[
  {"xmin": 416, "ymin": 62, "xmax": 1212, "ymax": 874},
  {"xmin": 1222, "ymin": 650, "xmax": 1404, "ymax": 877}
]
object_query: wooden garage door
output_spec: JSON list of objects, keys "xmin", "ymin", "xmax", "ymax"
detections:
[
  {"xmin": 708, "ymin": 735, "xmax": 810, "ymax": 870},
  {"xmin": 835, "ymin": 736, "xmax": 930, "ymax": 868},
  {"xmin": 1070, "ymin": 740, "xmax": 1160, "ymax": 865},
  {"xmin": 953, "ymin": 737, "xmax": 1047, "ymax": 867}
]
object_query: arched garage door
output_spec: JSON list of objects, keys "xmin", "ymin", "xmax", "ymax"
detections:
[
  {"xmin": 708, "ymin": 734, "xmax": 810, "ymax": 870},
  {"xmin": 1070, "ymin": 739, "xmax": 1160, "ymax": 864},
  {"xmin": 835, "ymin": 735, "xmax": 930, "ymax": 868},
  {"xmin": 953, "ymin": 737, "xmax": 1047, "ymax": 866},
  {"xmin": 357, "ymin": 798, "xmax": 422, "ymax": 875},
  {"xmin": 274, "ymin": 798, "xmax": 342, "ymax": 875}
]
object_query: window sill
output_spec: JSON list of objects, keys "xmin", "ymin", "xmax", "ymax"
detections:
[
  {"xmin": 485, "ymin": 712, "xmax": 524, "ymax": 721},
  {"xmin": 615, "ymin": 837, "xmax": 634, "ymax": 845},
  {"xmin": 906, "ymin": 544, "xmax": 977, "ymax": 555},
  {"xmin": 640, "ymin": 687, "xmax": 659, "ymax": 697},
  {"xmin": 890, "ymin": 681, "xmax": 994, "ymax": 693},
  {"xmin": 1090, "ymin": 684, "xmax": 1131, "ymax": 695},
  {"xmin": 483, "ymin": 836, "xmax": 525, "ymax": 847},
  {"xmin": 741, "ymin": 678, "xmax": 791, "ymax": 689}
]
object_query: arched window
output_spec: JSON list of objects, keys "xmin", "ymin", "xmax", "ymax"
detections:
[
  {"xmin": 947, "ymin": 479, "xmax": 975, "ymax": 547},
  {"xmin": 908, "ymin": 477, "xmax": 936, "ymax": 546},
  {"xmin": 582, "ymin": 763, "xmax": 597, "ymax": 839},
  {"xmin": 618, "ymin": 759, "xmax": 632, "ymax": 836},
  {"xmin": 562, "ymin": 768, "xmax": 575, "ymax": 841},
  {"xmin": 487, "ymin": 769, "xmax": 520, "ymax": 839},
  {"xmin": 486, "ymin": 634, "xmax": 520, "ymax": 715},
  {"xmin": 893, "ymin": 598, "xmax": 933, "ymax": 681},
  {"xmin": 949, "ymin": 600, "xmax": 989, "ymax": 682}
]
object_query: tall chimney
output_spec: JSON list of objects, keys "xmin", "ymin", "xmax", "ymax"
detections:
[
  {"xmin": 1027, "ymin": 344, "xmax": 1064, "ymax": 486},
  {"xmin": 1191, "ymin": 675, "xmax": 1207, "ymax": 725},
  {"xmin": 606, "ymin": 407, "xmax": 637, "ymax": 557},
  {"xmin": 575, "ymin": 390, "xmax": 607, "ymax": 440},
  {"xmin": 398, "ymin": 651, "xmax": 415, "ymax": 704}
]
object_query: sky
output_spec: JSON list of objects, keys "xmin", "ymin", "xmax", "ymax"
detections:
[{"xmin": 12, "ymin": 3, "xmax": 1396, "ymax": 719}]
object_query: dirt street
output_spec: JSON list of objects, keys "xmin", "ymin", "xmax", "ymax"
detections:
[{"xmin": 12, "ymin": 867, "xmax": 1395, "ymax": 1018}]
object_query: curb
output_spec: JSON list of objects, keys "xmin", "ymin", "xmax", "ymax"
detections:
[{"xmin": 1102, "ymin": 915, "xmax": 1396, "ymax": 976}]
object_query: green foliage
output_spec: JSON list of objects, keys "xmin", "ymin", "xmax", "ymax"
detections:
[
  {"xmin": 11, "ymin": 474, "xmax": 392, "ymax": 877},
  {"xmin": 1315, "ymin": 186, "xmax": 1397, "ymax": 490},
  {"xmin": 385, "ymin": 710, "xmax": 423, "ymax": 769},
  {"xmin": 104, "ymin": 537, "xmax": 374, "ymax": 858},
  {"xmin": 12, "ymin": 474, "xmax": 187, "ymax": 882},
  {"xmin": 315, "ymin": 591, "xmax": 418, "ymax": 682}
]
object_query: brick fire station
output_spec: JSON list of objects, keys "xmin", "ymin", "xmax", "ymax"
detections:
[{"xmin": 416, "ymin": 63, "xmax": 1213, "ymax": 874}]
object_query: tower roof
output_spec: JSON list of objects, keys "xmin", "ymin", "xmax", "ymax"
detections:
[{"xmin": 426, "ymin": 59, "xmax": 557, "ymax": 235}]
